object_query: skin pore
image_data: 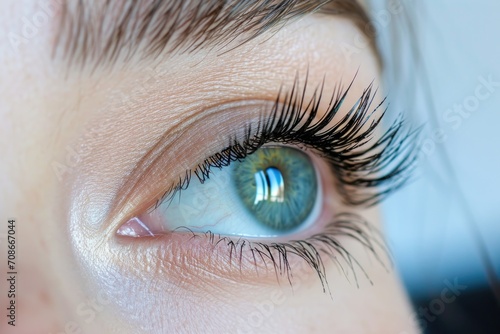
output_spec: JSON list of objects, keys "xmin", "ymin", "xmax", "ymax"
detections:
[{"xmin": 0, "ymin": 0, "xmax": 418, "ymax": 333}]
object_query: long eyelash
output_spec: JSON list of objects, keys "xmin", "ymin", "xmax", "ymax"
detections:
[
  {"xmin": 151, "ymin": 75, "xmax": 418, "ymax": 290},
  {"xmin": 154, "ymin": 74, "xmax": 418, "ymax": 209},
  {"xmin": 179, "ymin": 212, "xmax": 389, "ymax": 294}
]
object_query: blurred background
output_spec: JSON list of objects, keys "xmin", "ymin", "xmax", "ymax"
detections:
[{"xmin": 368, "ymin": 1, "xmax": 500, "ymax": 333}]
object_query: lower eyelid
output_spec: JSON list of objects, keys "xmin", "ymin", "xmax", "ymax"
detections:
[
  {"xmin": 113, "ymin": 231, "xmax": 299, "ymax": 286},
  {"xmin": 112, "ymin": 210, "xmax": 386, "ymax": 292}
]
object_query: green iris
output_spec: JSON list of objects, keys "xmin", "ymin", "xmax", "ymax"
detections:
[{"xmin": 232, "ymin": 146, "xmax": 318, "ymax": 231}]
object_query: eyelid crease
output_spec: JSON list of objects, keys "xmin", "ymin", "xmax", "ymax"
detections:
[{"xmin": 105, "ymin": 100, "xmax": 276, "ymax": 231}]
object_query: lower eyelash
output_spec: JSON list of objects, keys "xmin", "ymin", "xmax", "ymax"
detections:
[{"xmin": 178, "ymin": 212, "xmax": 389, "ymax": 294}]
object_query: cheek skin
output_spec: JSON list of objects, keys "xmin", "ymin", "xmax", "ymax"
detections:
[
  {"xmin": 0, "ymin": 5, "xmax": 419, "ymax": 334},
  {"xmin": 0, "ymin": 3, "xmax": 135, "ymax": 333},
  {"xmin": 74, "ymin": 210, "xmax": 416, "ymax": 333},
  {"xmin": 0, "ymin": 16, "xmax": 79, "ymax": 334}
]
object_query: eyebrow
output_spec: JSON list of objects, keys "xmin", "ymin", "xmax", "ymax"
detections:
[{"xmin": 54, "ymin": 0, "xmax": 374, "ymax": 70}]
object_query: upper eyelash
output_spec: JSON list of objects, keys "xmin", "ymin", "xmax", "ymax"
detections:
[{"xmin": 153, "ymin": 74, "xmax": 418, "ymax": 210}]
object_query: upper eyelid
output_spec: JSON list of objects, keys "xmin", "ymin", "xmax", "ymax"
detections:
[
  {"xmin": 53, "ymin": 0, "xmax": 376, "ymax": 71},
  {"xmin": 145, "ymin": 77, "xmax": 417, "ymax": 215}
]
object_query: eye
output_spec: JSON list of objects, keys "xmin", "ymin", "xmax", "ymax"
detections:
[
  {"xmin": 118, "ymin": 145, "xmax": 323, "ymax": 238},
  {"xmin": 112, "ymin": 78, "xmax": 417, "ymax": 289}
]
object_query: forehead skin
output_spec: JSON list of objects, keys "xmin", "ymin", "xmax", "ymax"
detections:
[{"xmin": 0, "ymin": 1, "xmax": 417, "ymax": 333}]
